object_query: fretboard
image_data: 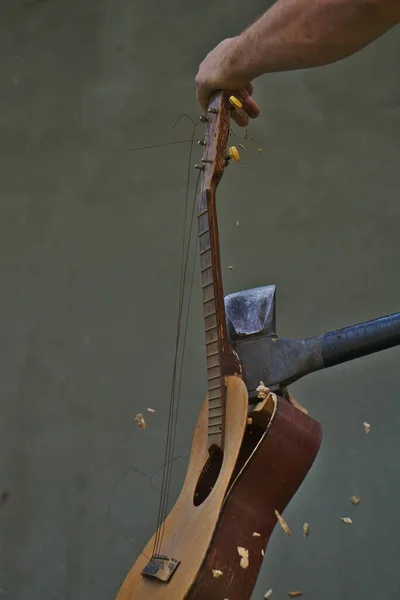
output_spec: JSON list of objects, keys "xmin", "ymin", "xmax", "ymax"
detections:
[{"xmin": 197, "ymin": 189, "xmax": 226, "ymax": 448}]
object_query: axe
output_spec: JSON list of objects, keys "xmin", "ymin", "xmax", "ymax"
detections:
[{"xmin": 224, "ymin": 285, "xmax": 400, "ymax": 400}]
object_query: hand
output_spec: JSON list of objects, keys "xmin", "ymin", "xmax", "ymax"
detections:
[{"xmin": 195, "ymin": 37, "xmax": 260, "ymax": 127}]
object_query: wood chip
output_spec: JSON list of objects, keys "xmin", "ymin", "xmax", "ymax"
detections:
[
  {"xmin": 350, "ymin": 496, "xmax": 361, "ymax": 505},
  {"xmin": 264, "ymin": 590, "xmax": 273, "ymax": 599},
  {"xmin": 340, "ymin": 517, "xmax": 352, "ymax": 524},
  {"xmin": 236, "ymin": 220, "xmax": 240, "ymax": 226},
  {"xmin": 363, "ymin": 421, "xmax": 370, "ymax": 434},
  {"xmin": 261, "ymin": 549, "xmax": 265, "ymax": 556},
  {"xmin": 238, "ymin": 144, "xmax": 246, "ymax": 150},
  {"xmin": 258, "ymin": 148, "xmax": 263, "ymax": 153},
  {"xmin": 253, "ymin": 531, "xmax": 261, "ymax": 537},
  {"xmin": 288, "ymin": 593, "xmax": 303, "ymax": 598},
  {"xmin": 257, "ymin": 381, "xmax": 270, "ymax": 400},
  {"xmin": 134, "ymin": 413, "xmax": 146, "ymax": 430},
  {"xmin": 212, "ymin": 569, "xmax": 223, "ymax": 578},
  {"xmin": 275, "ymin": 510, "xmax": 291, "ymax": 535},
  {"xmin": 147, "ymin": 408, "xmax": 155, "ymax": 413},
  {"xmin": 247, "ymin": 417, "xmax": 253, "ymax": 425},
  {"xmin": 227, "ymin": 265, "xmax": 234, "ymax": 270},
  {"xmin": 237, "ymin": 546, "xmax": 249, "ymax": 569},
  {"xmin": 303, "ymin": 522, "xmax": 310, "ymax": 537}
]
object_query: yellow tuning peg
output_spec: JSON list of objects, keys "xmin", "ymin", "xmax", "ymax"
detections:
[
  {"xmin": 229, "ymin": 96, "xmax": 243, "ymax": 110},
  {"xmin": 228, "ymin": 146, "xmax": 240, "ymax": 162}
]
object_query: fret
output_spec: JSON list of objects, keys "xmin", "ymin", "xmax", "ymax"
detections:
[
  {"xmin": 199, "ymin": 229, "xmax": 210, "ymax": 237},
  {"xmin": 202, "ymin": 281, "xmax": 214, "ymax": 290},
  {"xmin": 205, "ymin": 314, "xmax": 217, "ymax": 331},
  {"xmin": 205, "ymin": 341, "xmax": 218, "ymax": 353},
  {"xmin": 203, "ymin": 299, "xmax": 216, "ymax": 317},
  {"xmin": 207, "ymin": 357, "xmax": 220, "ymax": 370},
  {"xmin": 209, "ymin": 388, "xmax": 222, "ymax": 401},
  {"xmin": 201, "ymin": 267, "xmax": 213, "ymax": 286},
  {"xmin": 199, "ymin": 231, "xmax": 211, "ymax": 253},
  {"xmin": 205, "ymin": 328, "xmax": 218, "ymax": 343},
  {"xmin": 207, "ymin": 365, "xmax": 220, "ymax": 379},
  {"xmin": 198, "ymin": 213, "xmax": 209, "ymax": 234},
  {"xmin": 200, "ymin": 250, "xmax": 212, "ymax": 271}
]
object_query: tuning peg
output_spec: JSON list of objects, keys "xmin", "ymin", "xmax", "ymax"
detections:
[
  {"xmin": 228, "ymin": 146, "xmax": 240, "ymax": 162},
  {"xmin": 225, "ymin": 146, "xmax": 240, "ymax": 167},
  {"xmin": 229, "ymin": 96, "xmax": 243, "ymax": 110}
]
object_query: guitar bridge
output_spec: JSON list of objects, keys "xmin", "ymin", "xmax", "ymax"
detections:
[{"xmin": 141, "ymin": 554, "xmax": 180, "ymax": 583}]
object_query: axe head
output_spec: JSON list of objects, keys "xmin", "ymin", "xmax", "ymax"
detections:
[{"xmin": 225, "ymin": 286, "xmax": 276, "ymax": 340}]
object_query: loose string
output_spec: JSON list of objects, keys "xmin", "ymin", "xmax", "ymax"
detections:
[{"xmin": 152, "ymin": 116, "xmax": 203, "ymax": 557}]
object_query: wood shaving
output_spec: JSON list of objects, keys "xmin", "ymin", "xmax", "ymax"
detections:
[
  {"xmin": 350, "ymin": 496, "xmax": 360, "ymax": 505},
  {"xmin": 134, "ymin": 413, "xmax": 146, "ymax": 430},
  {"xmin": 247, "ymin": 417, "xmax": 253, "ymax": 425},
  {"xmin": 238, "ymin": 144, "xmax": 246, "ymax": 150},
  {"xmin": 303, "ymin": 522, "xmax": 310, "ymax": 537},
  {"xmin": 227, "ymin": 265, "xmax": 234, "ymax": 270},
  {"xmin": 288, "ymin": 593, "xmax": 303, "ymax": 598},
  {"xmin": 340, "ymin": 517, "xmax": 352, "ymax": 524},
  {"xmin": 212, "ymin": 569, "xmax": 223, "ymax": 578},
  {"xmin": 257, "ymin": 381, "xmax": 270, "ymax": 400},
  {"xmin": 258, "ymin": 148, "xmax": 263, "ymax": 153},
  {"xmin": 147, "ymin": 408, "xmax": 155, "ymax": 413},
  {"xmin": 275, "ymin": 510, "xmax": 291, "ymax": 535},
  {"xmin": 264, "ymin": 590, "xmax": 273, "ymax": 599},
  {"xmin": 236, "ymin": 220, "xmax": 240, "ymax": 226},
  {"xmin": 363, "ymin": 421, "xmax": 371, "ymax": 434},
  {"xmin": 261, "ymin": 549, "xmax": 264, "ymax": 556},
  {"xmin": 253, "ymin": 532, "xmax": 261, "ymax": 537},
  {"xmin": 237, "ymin": 546, "xmax": 249, "ymax": 569}
]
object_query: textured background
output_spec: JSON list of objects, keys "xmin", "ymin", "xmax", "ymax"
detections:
[{"xmin": 0, "ymin": 1, "xmax": 399, "ymax": 598}]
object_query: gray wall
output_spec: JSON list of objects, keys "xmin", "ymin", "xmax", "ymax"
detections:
[{"xmin": 0, "ymin": 1, "xmax": 399, "ymax": 598}]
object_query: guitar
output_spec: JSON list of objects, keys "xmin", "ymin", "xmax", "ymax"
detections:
[{"xmin": 115, "ymin": 91, "xmax": 323, "ymax": 600}]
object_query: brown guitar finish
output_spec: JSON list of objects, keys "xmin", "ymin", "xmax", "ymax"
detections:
[
  {"xmin": 187, "ymin": 396, "xmax": 323, "ymax": 600},
  {"xmin": 115, "ymin": 375, "xmax": 249, "ymax": 600}
]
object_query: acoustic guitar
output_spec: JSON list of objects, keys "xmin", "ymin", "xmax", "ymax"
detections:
[{"xmin": 115, "ymin": 91, "xmax": 323, "ymax": 600}]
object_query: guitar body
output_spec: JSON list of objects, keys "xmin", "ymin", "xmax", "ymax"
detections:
[{"xmin": 115, "ymin": 376, "xmax": 322, "ymax": 600}]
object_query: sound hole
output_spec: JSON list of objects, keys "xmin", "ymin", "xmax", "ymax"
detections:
[{"xmin": 193, "ymin": 445, "xmax": 223, "ymax": 506}]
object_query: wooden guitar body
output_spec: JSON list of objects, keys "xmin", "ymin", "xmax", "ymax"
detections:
[{"xmin": 115, "ymin": 376, "xmax": 322, "ymax": 600}]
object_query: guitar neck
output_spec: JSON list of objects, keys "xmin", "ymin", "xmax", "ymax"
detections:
[{"xmin": 197, "ymin": 188, "xmax": 229, "ymax": 448}]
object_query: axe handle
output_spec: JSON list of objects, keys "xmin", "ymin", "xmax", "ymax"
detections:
[{"xmin": 320, "ymin": 311, "xmax": 400, "ymax": 368}]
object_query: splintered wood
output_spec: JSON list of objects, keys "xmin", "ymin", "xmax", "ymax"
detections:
[
  {"xmin": 134, "ymin": 413, "xmax": 146, "ymax": 430},
  {"xmin": 237, "ymin": 547, "xmax": 249, "ymax": 569},
  {"xmin": 212, "ymin": 569, "xmax": 223, "ymax": 578},
  {"xmin": 264, "ymin": 590, "xmax": 273, "ymax": 599},
  {"xmin": 275, "ymin": 510, "xmax": 291, "ymax": 535},
  {"xmin": 257, "ymin": 381, "xmax": 270, "ymax": 400},
  {"xmin": 340, "ymin": 517, "xmax": 353, "ymax": 524},
  {"xmin": 253, "ymin": 532, "xmax": 261, "ymax": 537},
  {"xmin": 147, "ymin": 407, "xmax": 155, "ymax": 413},
  {"xmin": 303, "ymin": 522, "xmax": 310, "ymax": 537}
]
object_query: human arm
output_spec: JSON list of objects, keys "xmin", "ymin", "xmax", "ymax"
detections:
[{"xmin": 195, "ymin": 0, "xmax": 400, "ymax": 123}]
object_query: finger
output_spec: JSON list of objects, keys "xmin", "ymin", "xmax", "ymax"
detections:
[
  {"xmin": 240, "ymin": 89, "xmax": 260, "ymax": 119},
  {"xmin": 195, "ymin": 80, "xmax": 211, "ymax": 115},
  {"xmin": 245, "ymin": 82, "xmax": 254, "ymax": 96},
  {"xmin": 231, "ymin": 108, "xmax": 249, "ymax": 128}
]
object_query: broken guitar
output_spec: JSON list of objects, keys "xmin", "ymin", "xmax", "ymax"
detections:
[{"xmin": 115, "ymin": 91, "xmax": 400, "ymax": 600}]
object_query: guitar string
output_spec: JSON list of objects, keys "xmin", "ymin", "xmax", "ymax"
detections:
[
  {"xmin": 107, "ymin": 452, "xmax": 189, "ymax": 561},
  {"xmin": 152, "ymin": 117, "xmax": 202, "ymax": 557},
  {"xmin": 107, "ymin": 115, "xmax": 201, "ymax": 560}
]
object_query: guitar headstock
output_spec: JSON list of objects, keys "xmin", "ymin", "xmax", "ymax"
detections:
[{"xmin": 196, "ymin": 91, "xmax": 241, "ymax": 191}]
